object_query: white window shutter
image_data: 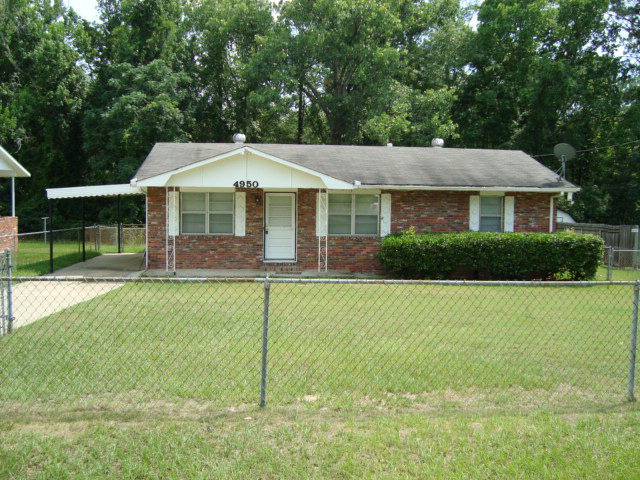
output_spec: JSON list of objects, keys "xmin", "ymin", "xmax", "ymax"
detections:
[
  {"xmin": 504, "ymin": 196, "xmax": 515, "ymax": 232},
  {"xmin": 234, "ymin": 192, "xmax": 246, "ymax": 236},
  {"xmin": 167, "ymin": 191, "xmax": 179, "ymax": 236},
  {"xmin": 380, "ymin": 194, "xmax": 391, "ymax": 236},
  {"xmin": 469, "ymin": 195, "xmax": 480, "ymax": 231},
  {"xmin": 316, "ymin": 192, "xmax": 328, "ymax": 236}
]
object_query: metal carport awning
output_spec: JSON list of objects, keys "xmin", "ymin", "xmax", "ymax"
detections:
[
  {"xmin": 46, "ymin": 184, "xmax": 142, "ymax": 200},
  {"xmin": 45, "ymin": 184, "xmax": 144, "ymax": 273}
]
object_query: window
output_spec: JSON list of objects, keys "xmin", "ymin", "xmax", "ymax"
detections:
[
  {"xmin": 328, "ymin": 194, "xmax": 379, "ymax": 235},
  {"xmin": 479, "ymin": 196, "xmax": 503, "ymax": 232},
  {"xmin": 181, "ymin": 192, "xmax": 234, "ymax": 234}
]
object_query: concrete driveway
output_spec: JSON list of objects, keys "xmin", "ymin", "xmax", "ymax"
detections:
[
  {"xmin": 46, "ymin": 252, "xmax": 145, "ymax": 277},
  {"xmin": 9, "ymin": 253, "xmax": 145, "ymax": 330}
]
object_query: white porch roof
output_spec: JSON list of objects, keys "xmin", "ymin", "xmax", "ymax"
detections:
[
  {"xmin": 46, "ymin": 184, "xmax": 142, "ymax": 200},
  {"xmin": 0, "ymin": 145, "xmax": 30, "ymax": 178}
]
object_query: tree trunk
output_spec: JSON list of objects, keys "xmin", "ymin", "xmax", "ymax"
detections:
[{"xmin": 297, "ymin": 79, "xmax": 304, "ymax": 144}]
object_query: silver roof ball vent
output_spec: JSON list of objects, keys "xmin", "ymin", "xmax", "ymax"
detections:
[
  {"xmin": 233, "ymin": 132, "xmax": 246, "ymax": 144},
  {"xmin": 431, "ymin": 138, "xmax": 444, "ymax": 148}
]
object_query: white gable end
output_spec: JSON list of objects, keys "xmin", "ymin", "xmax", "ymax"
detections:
[{"xmin": 145, "ymin": 148, "xmax": 351, "ymax": 189}]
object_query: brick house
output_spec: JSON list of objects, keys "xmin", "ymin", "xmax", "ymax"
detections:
[{"xmin": 132, "ymin": 140, "xmax": 579, "ymax": 274}]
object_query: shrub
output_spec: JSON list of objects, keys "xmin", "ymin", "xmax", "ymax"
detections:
[{"xmin": 378, "ymin": 230, "xmax": 604, "ymax": 280}]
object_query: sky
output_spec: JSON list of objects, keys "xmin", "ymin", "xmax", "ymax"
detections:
[
  {"xmin": 66, "ymin": 0, "xmax": 100, "ymax": 22},
  {"xmin": 65, "ymin": 0, "xmax": 285, "ymax": 22}
]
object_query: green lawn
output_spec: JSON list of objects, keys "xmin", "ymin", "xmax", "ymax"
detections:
[
  {"xmin": 0, "ymin": 282, "xmax": 635, "ymax": 410},
  {"xmin": 596, "ymin": 265, "xmax": 640, "ymax": 282},
  {"xmin": 0, "ymin": 281, "xmax": 638, "ymax": 478},
  {"xmin": 1, "ymin": 406, "xmax": 638, "ymax": 479}
]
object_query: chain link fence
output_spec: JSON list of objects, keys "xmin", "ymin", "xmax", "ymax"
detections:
[
  {"xmin": 0, "ymin": 225, "xmax": 145, "ymax": 276},
  {"xmin": 0, "ymin": 276, "xmax": 637, "ymax": 414},
  {"xmin": 603, "ymin": 246, "xmax": 640, "ymax": 281}
]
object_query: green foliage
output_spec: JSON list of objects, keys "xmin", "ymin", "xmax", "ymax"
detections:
[{"xmin": 379, "ymin": 230, "xmax": 605, "ymax": 280}]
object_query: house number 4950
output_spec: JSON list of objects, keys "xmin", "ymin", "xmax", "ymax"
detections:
[{"xmin": 233, "ymin": 181, "xmax": 259, "ymax": 188}]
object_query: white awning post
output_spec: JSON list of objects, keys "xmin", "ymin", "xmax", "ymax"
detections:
[{"xmin": 10, "ymin": 177, "xmax": 15, "ymax": 217}]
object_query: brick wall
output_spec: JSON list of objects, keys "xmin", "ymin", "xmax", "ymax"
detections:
[
  {"xmin": 0, "ymin": 217, "xmax": 17, "ymax": 252},
  {"xmin": 146, "ymin": 188, "xmax": 555, "ymax": 273},
  {"xmin": 514, "ymin": 193, "xmax": 554, "ymax": 232}
]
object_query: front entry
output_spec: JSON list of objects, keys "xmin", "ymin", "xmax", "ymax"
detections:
[{"xmin": 264, "ymin": 193, "xmax": 296, "ymax": 260}]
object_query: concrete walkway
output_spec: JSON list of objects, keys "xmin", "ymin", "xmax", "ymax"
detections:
[{"xmin": 10, "ymin": 253, "xmax": 145, "ymax": 330}]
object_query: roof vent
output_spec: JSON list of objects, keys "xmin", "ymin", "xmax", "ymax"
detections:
[
  {"xmin": 386, "ymin": 142, "xmax": 393, "ymax": 147},
  {"xmin": 431, "ymin": 138, "xmax": 444, "ymax": 148},
  {"xmin": 233, "ymin": 133, "xmax": 246, "ymax": 144}
]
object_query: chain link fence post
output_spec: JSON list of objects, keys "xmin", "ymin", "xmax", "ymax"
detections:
[
  {"xmin": 260, "ymin": 277, "xmax": 271, "ymax": 407},
  {"xmin": 629, "ymin": 280, "xmax": 639, "ymax": 402},
  {"xmin": 607, "ymin": 247, "xmax": 614, "ymax": 281},
  {"xmin": 5, "ymin": 249, "xmax": 13, "ymax": 334}
]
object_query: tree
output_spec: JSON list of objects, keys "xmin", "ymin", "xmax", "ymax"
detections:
[
  {"xmin": 83, "ymin": 60, "xmax": 192, "ymax": 185},
  {"xmin": 276, "ymin": 0, "xmax": 409, "ymax": 144},
  {"xmin": 0, "ymin": 0, "xmax": 88, "ymax": 228}
]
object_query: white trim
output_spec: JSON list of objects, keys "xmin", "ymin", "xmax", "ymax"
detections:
[
  {"xmin": 316, "ymin": 192, "xmax": 328, "ymax": 237},
  {"xmin": 167, "ymin": 191, "xmax": 179, "ymax": 236},
  {"xmin": 549, "ymin": 197, "xmax": 554, "ymax": 232},
  {"xmin": 357, "ymin": 185, "xmax": 580, "ymax": 193},
  {"xmin": 0, "ymin": 145, "xmax": 30, "ymax": 177},
  {"xmin": 136, "ymin": 146, "xmax": 354, "ymax": 189},
  {"xmin": 234, "ymin": 192, "xmax": 246, "ymax": 236},
  {"xmin": 336, "ymin": 188, "xmax": 381, "ymax": 194},
  {"xmin": 504, "ymin": 196, "xmax": 515, "ymax": 232},
  {"xmin": 469, "ymin": 195, "xmax": 480, "ymax": 231},
  {"xmin": 380, "ymin": 194, "xmax": 391, "ymax": 236},
  {"xmin": 178, "ymin": 187, "xmax": 235, "ymax": 193}
]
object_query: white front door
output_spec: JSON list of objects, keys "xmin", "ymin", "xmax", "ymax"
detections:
[{"xmin": 265, "ymin": 193, "xmax": 296, "ymax": 260}]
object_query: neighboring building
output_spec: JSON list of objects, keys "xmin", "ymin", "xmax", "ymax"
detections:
[
  {"xmin": 557, "ymin": 209, "xmax": 576, "ymax": 223},
  {"xmin": 0, "ymin": 145, "xmax": 31, "ymax": 252},
  {"xmin": 131, "ymin": 139, "xmax": 579, "ymax": 273}
]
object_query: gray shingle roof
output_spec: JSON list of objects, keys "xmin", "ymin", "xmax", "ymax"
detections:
[{"xmin": 135, "ymin": 143, "xmax": 577, "ymax": 190}]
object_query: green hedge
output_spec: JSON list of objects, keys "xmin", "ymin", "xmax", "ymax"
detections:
[{"xmin": 378, "ymin": 230, "xmax": 605, "ymax": 280}]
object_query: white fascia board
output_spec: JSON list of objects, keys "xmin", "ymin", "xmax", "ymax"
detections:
[
  {"xmin": 361, "ymin": 185, "xmax": 581, "ymax": 193},
  {"xmin": 0, "ymin": 145, "xmax": 30, "ymax": 177},
  {"xmin": 135, "ymin": 146, "xmax": 353, "ymax": 189}
]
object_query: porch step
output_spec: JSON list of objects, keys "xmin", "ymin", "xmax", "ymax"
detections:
[{"xmin": 263, "ymin": 262, "xmax": 302, "ymax": 273}]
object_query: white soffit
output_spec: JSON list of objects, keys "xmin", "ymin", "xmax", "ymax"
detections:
[
  {"xmin": 46, "ymin": 184, "xmax": 142, "ymax": 200},
  {"xmin": 0, "ymin": 145, "xmax": 31, "ymax": 178}
]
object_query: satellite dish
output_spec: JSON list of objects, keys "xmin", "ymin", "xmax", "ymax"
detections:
[
  {"xmin": 552, "ymin": 143, "xmax": 576, "ymax": 181},
  {"xmin": 553, "ymin": 143, "xmax": 576, "ymax": 161}
]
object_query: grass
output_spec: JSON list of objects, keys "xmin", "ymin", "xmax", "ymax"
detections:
[
  {"xmin": 1, "ymin": 406, "xmax": 639, "ymax": 479},
  {"xmin": 10, "ymin": 239, "xmax": 145, "ymax": 277},
  {"xmin": 1, "ymin": 281, "xmax": 639, "ymax": 478},
  {"xmin": 0, "ymin": 282, "xmax": 635, "ymax": 409},
  {"xmin": 596, "ymin": 265, "xmax": 640, "ymax": 282}
]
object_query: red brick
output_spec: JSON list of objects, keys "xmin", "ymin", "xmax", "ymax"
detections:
[{"xmin": 146, "ymin": 188, "xmax": 555, "ymax": 273}]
